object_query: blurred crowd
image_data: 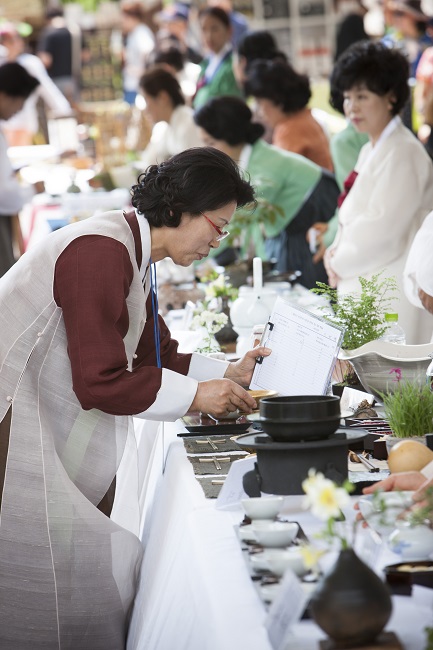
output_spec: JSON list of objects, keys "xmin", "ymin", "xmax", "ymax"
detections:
[{"xmin": 0, "ymin": 0, "xmax": 433, "ymax": 343}]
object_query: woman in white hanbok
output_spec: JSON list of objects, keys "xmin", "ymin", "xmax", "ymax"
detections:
[{"xmin": 326, "ymin": 40, "xmax": 433, "ymax": 344}]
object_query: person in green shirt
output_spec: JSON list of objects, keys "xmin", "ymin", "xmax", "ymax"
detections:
[
  {"xmin": 193, "ymin": 7, "xmax": 242, "ymax": 109},
  {"xmin": 318, "ymin": 74, "xmax": 369, "ymax": 254},
  {"xmin": 194, "ymin": 95, "xmax": 340, "ymax": 288}
]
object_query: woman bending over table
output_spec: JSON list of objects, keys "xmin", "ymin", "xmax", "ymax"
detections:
[
  {"xmin": 325, "ymin": 40, "xmax": 433, "ymax": 344},
  {"xmin": 0, "ymin": 147, "xmax": 269, "ymax": 649}
]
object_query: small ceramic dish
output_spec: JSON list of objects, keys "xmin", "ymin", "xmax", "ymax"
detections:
[
  {"xmin": 207, "ymin": 411, "xmax": 242, "ymax": 420},
  {"xmin": 247, "ymin": 389, "xmax": 278, "ymax": 404},
  {"xmin": 241, "ymin": 496, "xmax": 284, "ymax": 520},
  {"xmin": 237, "ymin": 390, "xmax": 278, "ymax": 416},
  {"xmin": 251, "ymin": 521, "xmax": 298, "ymax": 548},
  {"xmin": 250, "ymin": 547, "xmax": 307, "ymax": 577}
]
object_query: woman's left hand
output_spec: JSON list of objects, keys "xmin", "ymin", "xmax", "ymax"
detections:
[{"xmin": 224, "ymin": 346, "xmax": 271, "ymax": 386}]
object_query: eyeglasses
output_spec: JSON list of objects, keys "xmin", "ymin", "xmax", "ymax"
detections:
[{"xmin": 200, "ymin": 212, "xmax": 230, "ymax": 241}]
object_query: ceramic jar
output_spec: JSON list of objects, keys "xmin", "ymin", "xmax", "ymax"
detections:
[{"xmin": 309, "ymin": 549, "xmax": 392, "ymax": 647}]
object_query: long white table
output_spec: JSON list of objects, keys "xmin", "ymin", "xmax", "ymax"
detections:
[{"xmin": 124, "ymin": 421, "xmax": 433, "ymax": 650}]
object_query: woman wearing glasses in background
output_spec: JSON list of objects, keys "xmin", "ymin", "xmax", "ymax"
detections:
[{"xmin": 0, "ymin": 147, "xmax": 269, "ymax": 649}]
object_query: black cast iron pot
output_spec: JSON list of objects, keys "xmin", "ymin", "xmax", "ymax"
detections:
[{"xmin": 257, "ymin": 395, "xmax": 341, "ymax": 442}]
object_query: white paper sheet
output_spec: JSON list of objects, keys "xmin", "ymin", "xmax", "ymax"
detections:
[{"xmin": 250, "ymin": 297, "xmax": 344, "ymax": 395}]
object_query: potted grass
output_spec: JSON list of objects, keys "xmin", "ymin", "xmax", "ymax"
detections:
[{"xmin": 380, "ymin": 374, "xmax": 433, "ymax": 451}]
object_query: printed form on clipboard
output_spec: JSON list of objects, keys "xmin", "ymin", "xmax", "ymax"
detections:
[{"xmin": 250, "ymin": 296, "xmax": 344, "ymax": 396}]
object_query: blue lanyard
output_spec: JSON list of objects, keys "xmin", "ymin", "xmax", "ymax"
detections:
[{"xmin": 149, "ymin": 259, "xmax": 161, "ymax": 369}]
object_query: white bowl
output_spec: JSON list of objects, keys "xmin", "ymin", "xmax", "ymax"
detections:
[
  {"xmin": 358, "ymin": 491, "xmax": 414, "ymax": 535},
  {"xmin": 251, "ymin": 521, "xmax": 298, "ymax": 547},
  {"xmin": 259, "ymin": 582, "xmax": 282, "ymax": 603},
  {"xmin": 250, "ymin": 547, "xmax": 307, "ymax": 577},
  {"xmin": 241, "ymin": 496, "xmax": 284, "ymax": 520},
  {"xmin": 238, "ymin": 524, "xmax": 257, "ymax": 542},
  {"xmin": 339, "ymin": 341, "xmax": 433, "ymax": 399}
]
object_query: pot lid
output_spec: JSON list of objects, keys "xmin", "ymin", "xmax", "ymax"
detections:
[{"xmin": 235, "ymin": 428, "xmax": 367, "ymax": 451}]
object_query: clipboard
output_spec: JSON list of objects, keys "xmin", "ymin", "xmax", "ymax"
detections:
[{"xmin": 250, "ymin": 297, "xmax": 344, "ymax": 396}]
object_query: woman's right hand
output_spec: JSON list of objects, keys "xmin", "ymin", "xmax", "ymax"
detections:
[
  {"xmin": 188, "ymin": 378, "xmax": 257, "ymax": 418},
  {"xmin": 307, "ymin": 222, "xmax": 329, "ymax": 264}
]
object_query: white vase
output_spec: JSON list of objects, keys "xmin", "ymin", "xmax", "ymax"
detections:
[{"xmin": 338, "ymin": 340, "xmax": 433, "ymax": 399}]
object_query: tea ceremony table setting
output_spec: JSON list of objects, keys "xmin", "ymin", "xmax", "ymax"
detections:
[
  {"xmin": 122, "ymin": 419, "xmax": 433, "ymax": 650},
  {"xmin": 120, "ymin": 267, "xmax": 433, "ymax": 650}
]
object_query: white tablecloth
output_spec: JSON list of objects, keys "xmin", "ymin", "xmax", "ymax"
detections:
[{"xmin": 124, "ymin": 421, "xmax": 432, "ymax": 650}]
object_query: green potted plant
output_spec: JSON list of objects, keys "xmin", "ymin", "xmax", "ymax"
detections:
[
  {"xmin": 312, "ymin": 272, "xmax": 398, "ymax": 393},
  {"xmin": 312, "ymin": 272, "xmax": 398, "ymax": 352},
  {"xmin": 312, "ymin": 273, "xmax": 433, "ymax": 398},
  {"xmin": 218, "ymin": 198, "xmax": 284, "ymax": 261}
]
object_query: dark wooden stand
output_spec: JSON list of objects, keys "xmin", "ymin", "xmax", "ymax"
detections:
[{"xmin": 319, "ymin": 632, "xmax": 403, "ymax": 650}]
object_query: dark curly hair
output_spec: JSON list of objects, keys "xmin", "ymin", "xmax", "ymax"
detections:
[
  {"xmin": 244, "ymin": 60, "xmax": 311, "ymax": 113},
  {"xmin": 330, "ymin": 40, "xmax": 409, "ymax": 115},
  {"xmin": 131, "ymin": 147, "xmax": 256, "ymax": 228},
  {"xmin": 194, "ymin": 96, "xmax": 264, "ymax": 145}
]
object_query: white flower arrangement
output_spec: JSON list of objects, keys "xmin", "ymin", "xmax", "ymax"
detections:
[
  {"xmin": 204, "ymin": 273, "xmax": 238, "ymax": 302},
  {"xmin": 300, "ymin": 469, "xmax": 355, "ymax": 567},
  {"xmin": 303, "ymin": 469, "xmax": 352, "ymax": 521},
  {"xmin": 191, "ymin": 310, "xmax": 228, "ymax": 354}
]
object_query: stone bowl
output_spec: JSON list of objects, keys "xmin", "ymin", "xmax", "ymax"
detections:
[
  {"xmin": 260, "ymin": 395, "xmax": 340, "ymax": 421},
  {"xmin": 339, "ymin": 341, "xmax": 433, "ymax": 399},
  {"xmin": 257, "ymin": 395, "xmax": 341, "ymax": 442}
]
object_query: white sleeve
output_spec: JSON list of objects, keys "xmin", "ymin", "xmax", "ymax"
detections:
[
  {"xmin": 187, "ymin": 353, "xmax": 229, "ymax": 381},
  {"xmin": 421, "ymin": 459, "xmax": 433, "ymax": 480},
  {"xmin": 134, "ymin": 355, "xmax": 228, "ymax": 422},
  {"xmin": 403, "ymin": 211, "xmax": 433, "ymax": 309},
  {"xmin": 0, "ymin": 131, "xmax": 30, "ymax": 215},
  {"xmin": 134, "ymin": 368, "xmax": 199, "ymax": 422},
  {"xmin": 24, "ymin": 55, "xmax": 72, "ymax": 115}
]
